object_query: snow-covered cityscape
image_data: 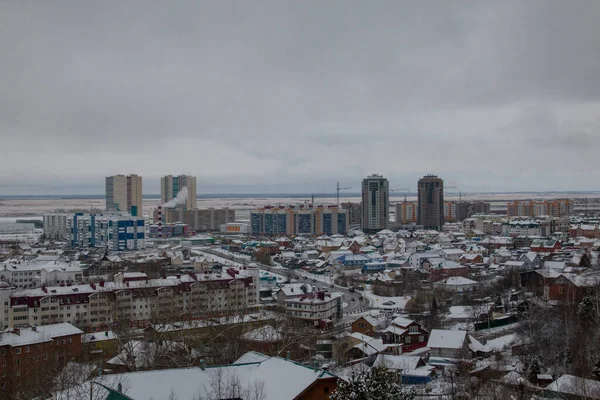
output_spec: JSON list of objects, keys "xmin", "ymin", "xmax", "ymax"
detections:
[
  {"xmin": 4, "ymin": 1, "xmax": 600, "ymax": 399},
  {"xmin": 0, "ymin": 173, "xmax": 599, "ymax": 399}
]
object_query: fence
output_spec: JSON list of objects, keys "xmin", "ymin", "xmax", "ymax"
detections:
[{"xmin": 474, "ymin": 315, "xmax": 519, "ymax": 331}]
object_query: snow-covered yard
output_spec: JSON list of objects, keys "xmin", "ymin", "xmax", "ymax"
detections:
[{"xmin": 362, "ymin": 290, "xmax": 411, "ymax": 310}]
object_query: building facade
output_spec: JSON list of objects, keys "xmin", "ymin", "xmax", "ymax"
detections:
[
  {"xmin": 395, "ymin": 201, "xmax": 417, "ymax": 224},
  {"xmin": 161, "ymin": 175, "xmax": 197, "ymax": 210},
  {"xmin": 5, "ymin": 268, "xmax": 260, "ymax": 332},
  {"xmin": 105, "ymin": 174, "xmax": 143, "ymax": 217},
  {"xmin": 285, "ymin": 292, "xmax": 343, "ymax": 328},
  {"xmin": 42, "ymin": 213, "xmax": 70, "ymax": 240},
  {"xmin": 0, "ymin": 323, "xmax": 83, "ymax": 398},
  {"xmin": 361, "ymin": 174, "xmax": 389, "ymax": 232},
  {"xmin": 507, "ymin": 199, "xmax": 573, "ymax": 218},
  {"xmin": 67, "ymin": 213, "xmax": 146, "ymax": 251},
  {"xmin": 341, "ymin": 202, "xmax": 362, "ymax": 227},
  {"xmin": 417, "ymin": 175, "xmax": 444, "ymax": 230},
  {"xmin": 250, "ymin": 206, "xmax": 349, "ymax": 236}
]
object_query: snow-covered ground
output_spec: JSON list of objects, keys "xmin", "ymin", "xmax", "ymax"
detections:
[
  {"xmin": 485, "ymin": 333, "xmax": 517, "ymax": 351},
  {"xmin": 193, "ymin": 251, "xmax": 245, "ymax": 267},
  {"xmin": 361, "ymin": 290, "xmax": 411, "ymax": 310}
]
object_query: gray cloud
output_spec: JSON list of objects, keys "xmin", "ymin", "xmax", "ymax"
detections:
[{"xmin": 1, "ymin": 0, "xmax": 600, "ymax": 195}]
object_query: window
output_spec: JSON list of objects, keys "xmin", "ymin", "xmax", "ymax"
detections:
[
  {"xmin": 0, "ymin": 349, "xmax": 5, "ymax": 355},
  {"xmin": 324, "ymin": 386, "xmax": 330, "ymax": 394},
  {"xmin": 559, "ymin": 287, "xmax": 565, "ymax": 294},
  {"xmin": 15, "ymin": 348, "xmax": 21, "ymax": 354},
  {"xmin": 419, "ymin": 335, "xmax": 424, "ymax": 343},
  {"xmin": 16, "ymin": 370, "xmax": 20, "ymax": 376},
  {"xmin": 16, "ymin": 359, "xmax": 20, "ymax": 365},
  {"xmin": 405, "ymin": 336, "xmax": 411, "ymax": 344},
  {"xmin": 44, "ymin": 354, "xmax": 47, "ymax": 360},
  {"xmin": 409, "ymin": 325, "xmax": 419, "ymax": 333},
  {"xmin": 25, "ymin": 346, "xmax": 29, "ymax": 353}
]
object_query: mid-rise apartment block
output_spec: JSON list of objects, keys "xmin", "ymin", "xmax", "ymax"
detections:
[
  {"xmin": 4, "ymin": 268, "xmax": 259, "ymax": 332},
  {"xmin": 0, "ymin": 323, "xmax": 83, "ymax": 398},
  {"xmin": 361, "ymin": 174, "xmax": 389, "ymax": 232},
  {"xmin": 507, "ymin": 199, "xmax": 573, "ymax": 218},
  {"xmin": 250, "ymin": 205, "xmax": 349, "ymax": 236},
  {"xmin": 153, "ymin": 208, "xmax": 236, "ymax": 232},
  {"xmin": 42, "ymin": 213, "xmax": 70, "ymax": 240},
  {"xmin": 285, "ymin": 292, "xmax": 343, "ymax": 327},
  {"xmin": 105, "ymin": 174, "xmax": 143, "ymax": 217},
  {"xmin": 341, "ymin": 202, "xmax": 362, "ymax": 227},
  {"xmin": 417, "ymin": 175, "xmax": 444, "ymax": 230},
  {"xmin": 67, "ymin": 213, "xmax": 145, "ymax": 251},
  {"xmin": 445, "ymin": 201, "xmax": 492, "ymax": 222},
  {"xmin": 395, "ymin": 201, "xmax": 417, "ymax": 224},
  {"xmin": 161, "ymin": 175, "xmax": 197, "ymax": 210}
]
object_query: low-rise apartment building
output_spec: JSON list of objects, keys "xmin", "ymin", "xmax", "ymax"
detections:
[
  {"xmin": 0, "ymin": 323, "xmax": 83, "ymax": 398},
  {"xmin": 285, "ymin": 292, "xmax": 343, "ymax": 329},
  {"xmin": 0, "ymin": 260, "xmax": 84, "ymax": 289}
]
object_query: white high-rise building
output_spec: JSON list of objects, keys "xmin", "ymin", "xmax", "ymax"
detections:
[
  {"xmin": 105, "ymin": 174, "xmax": 143, "ymax": 217},
  {"xmin": 161, "ymin": 175, "xmax": 197, "ymax": 210},
  {"xmin": 361, "ymin": 174, "xmax": 389, "ymax": 232}
]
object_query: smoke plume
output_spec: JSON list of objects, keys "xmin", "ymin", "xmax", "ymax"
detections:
[{"xmin": 163, "ymin": 187, "xmax": 189, "ymax": 208}]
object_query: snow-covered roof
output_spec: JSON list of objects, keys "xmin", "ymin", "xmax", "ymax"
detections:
[
  {"xmin": 0, "ymin": 327, "xmax": 53, "ymax": 347},
  {"xmin": 391, "ymin": 316, "xmax": 415, "ymax": 328},
  {"xmin": 545, "ymin": 374, "xmax": 600, "ymax": 397},
  {"xmin": 56, "ymin": 353, "xmax": 338, "ymax": 400},
  {"xmin": 82, "ymin": 331, "xmax": 117, "ymax": 343},
  {"xmin": 36, "ymin": 323, "xmax": 83, "ymax": 338},
  {"xmin": 372, "ymin": 354, "xmax": 423, "ymax": 371},
  {"xmin": 441, "ymin": 277, "xmax": 478, "ymax": 286},
  {"xmin": 427, "ymin": 329, "xmax": 467, "ymax": 349}
]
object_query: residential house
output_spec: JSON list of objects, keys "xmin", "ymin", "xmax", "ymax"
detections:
[
  {"xmin": 434, "ymin": 276, "xmax": 479, "ymax": 293},
  {"xmin": 548, "ymin": 273, "xmax": 600, "ymax": 304},
  {"xmin": 438, "ymin": 248, "xmax": 465, "ymax": 262},
  {"xmin": 427, "ymin": 329, "xmax": 471, "ymax": 359},
  {"xmin": 61, "ymin": 351, "xmax": 341, "ymax": 400},
  {"xmin": 381, "ymin": 316, "xmax": 429, "ymax": 353},
  {"xmin": 530, "ymin": 239, "xmax": 562, "ymax": 254},
  {"xmin": 520, "ymin": 268, "xmax": 561, "ymax": 298},
  {"xmin": 82, "ymin": 331, "xmax": 119, "ymax": 361},
  {"xmin": 351, "ymin": 316, "xmax": 380, "ymax": 336},
  {"xmin": 458, "ymin": 254, "xmax": 483, "ymax": 265},
  {"xmin": 519, "ymin": 251, "xmax": 542, "ymax": 269},
  {"xmin": 372, "ymin": 354, "xmax": 434, "ymax": 384}
]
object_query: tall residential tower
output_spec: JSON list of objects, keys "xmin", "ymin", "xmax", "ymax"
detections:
[
  {"xmin": 105, "ymin": 174, "xmax": 143, "ymax": 216},
  {"xmin": 417, "ymin": 174, "xmax": 444, "ymax": 230},
  {"xmin": 161, "ymin": 175, "xmax": 197, "ymax": 210},
  {"xmin": 361, "ymin": 174, "xmax": 389, "ymax": 233}
]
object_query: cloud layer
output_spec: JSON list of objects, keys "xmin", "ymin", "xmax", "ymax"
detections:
[{"xmin": 2, "ymin": 1, "xmax": 600, "ymax": 194}]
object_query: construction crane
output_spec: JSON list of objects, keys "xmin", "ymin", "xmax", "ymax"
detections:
[
  {"xmin": 336, "ymin": 182, "xmax": 351, "ymax": 207},
  {"xmin": 444, "ymin": 185, "xmax": 462, "ymax": 203},
  {"xmin": 390, "ymin": 188, "xmax": 410, "ymax": 202}
]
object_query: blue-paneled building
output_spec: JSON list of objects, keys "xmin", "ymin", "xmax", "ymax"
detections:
[
  {"xmin": 250, "ymin": 206, "xmax": 349, "ymax": 237},
  {"xmin": 67, "ymin": 213, "xmax": 146, "ymax": 251}
]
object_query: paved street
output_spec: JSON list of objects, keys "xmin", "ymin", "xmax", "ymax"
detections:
[{"xmin": 200, "ymin": 247, "xmax": 371, "ymax": 314}]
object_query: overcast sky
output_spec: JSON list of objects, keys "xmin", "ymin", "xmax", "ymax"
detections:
[{"xmin": 2, "ymin": 1, "xmax": 600, "ymax": 195}]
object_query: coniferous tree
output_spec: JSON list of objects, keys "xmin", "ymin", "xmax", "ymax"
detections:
[{"xmin": 330, "ymin": 367, "xmax": 416, "ymax": 400}]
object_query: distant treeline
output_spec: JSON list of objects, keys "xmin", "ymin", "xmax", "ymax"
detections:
[{"xmin": 16, "ymin": 219, "xmax": 43, "ymax": 228}]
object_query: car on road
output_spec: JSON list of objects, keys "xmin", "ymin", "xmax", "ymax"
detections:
[
  {"xmin": 348, "ymin": 287, "xmax": 355, "ymax": 293},
  {"xmin": 359, "ymin": 296, "xmax": 364, "ymax": 301},
  {"xmin": 351, "ymin": 297, "xmax": 356, "ymax": 301}
]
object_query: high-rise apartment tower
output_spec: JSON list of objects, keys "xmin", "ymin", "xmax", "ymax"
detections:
[
  {"xmin": 105, "ymin": 174, "xmax": 143, "ymax": 217},
  {"xmin": 417, "ymin": 175, "xmax": 444, "ymax": 230},
  {"xmin": 161, "ymin": 175, "xmax": 197, "ymax": 210},
  {"xmin": 361, "ymin": 174, "xmax": 389, "ymax": 232}
]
